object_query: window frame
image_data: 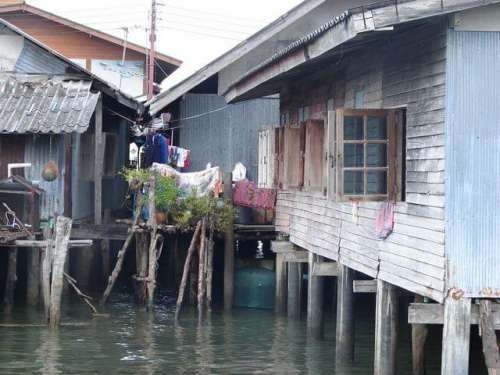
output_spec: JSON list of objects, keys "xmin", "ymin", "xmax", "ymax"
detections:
[{"xmin": 334, "ymin": 109, "xmax": 403, "ymax": 202}]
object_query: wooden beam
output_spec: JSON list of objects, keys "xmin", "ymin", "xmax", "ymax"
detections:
[
  {"xmin": 412, "ymin": 295, "xmax": 428, "ymax": 375},
  {"xmin": 12, "ymin": 240, "xmax": 92, "ymax": 248},
  {"xmin": 94, "ymin": 95, "xmax": 103, "ymax": 226},
  {"xmin": 374, "ymin": 280, "xmax": 398, "ymax": 375},
  {"xmin": 409, "ymin": 302, "xmax": 500, "ymax": 328},
  {"xmin": 312, "ymin": 262, "xmax": 338, "ymax": 277},
  {"xmin": 354, "ymin": 279, "xmax": 377, "ymax": 293},
  {"xmin": 479, "ymin": 300, "xmax": 500, "ymax": 374},
  {"xmin": 270, "ymin": 240, "xmax": 294, "ymax": 253},
  {"xmin": 441, "ymin": 296, "xmax": 471, "ymax": 375},
  {"xmin": 282, "ymin": 251, "xmax": 308, "ymax": 263}
]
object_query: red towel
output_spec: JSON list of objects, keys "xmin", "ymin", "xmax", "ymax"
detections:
[{"xmin": 233, "ymin": 181, "xmax": 277, "ymax": 210}]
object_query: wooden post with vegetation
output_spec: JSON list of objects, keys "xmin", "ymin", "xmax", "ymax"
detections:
[
  {"xmin": 101, "ymin": 187, "xmax": 145, "ymax": 306},
  {"xmin": 223, "ymin": 172, "xmax": 234, "ymax": 311},
  {"xmin": 27, "ymin": 248, "xmax": 40, "ymax": 306},
  {"xmin": 206, "ymin": 217, "xmax": 215, "ymax": 311},
  {"xmin": 374, "ymin": 280, "xmax": 399, "ymax": 375},
  {"xmin": 49, "ymin": 216, "xmax": 72, "ymax": 327},
  {"xmin": 175, "ymin": 220, "xmax": 202, "ymax": 322},
  {"xmin": 441, "ymin": 294, "xmax": 471, "ymax": 375},
  {"xmin": 146, "ymin": 171, "xmax": 158, "ymax": 311},
  {"xmin": 479, "ymin": 299, "xmax": 500, "ymax": 375},
  {"xmin": 198, "ymin": 217, "xmax": 207, "ymax": 323},
  {"xmin": 3, "ymin": 247, "xmax": 18, "ymax": 314},
  {"xmin": 307, "ymin": 252, "xmax": 324, "ymax": 340},
  {"xmin": 412, "ymin": 294, "xmax": 428, "ymax": 375},
  {"xmin": 336, "ymin": 264, "xmax": 355, "ymax": 364}
]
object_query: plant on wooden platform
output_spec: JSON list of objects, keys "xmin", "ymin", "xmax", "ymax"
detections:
[{"xmin": 155, "ymin": 174, "xmax": 180, "ymax": 213}]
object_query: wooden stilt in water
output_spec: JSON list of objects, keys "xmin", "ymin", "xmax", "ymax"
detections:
[
  {"xmin": 479, "ymin": 299, "xmax": 500, "ymax": 375},
  {"xmin": 275, "ymin": 252, "xmax": 287, "ymax": 315},
  {"xmin": 146, "ymin": 171, "xmax": 159, "ymax": 311},
  {"xmin": 287, "ymin": 262, "xmax": 301, "ymax": 320},
  {"xmin": 205, "ymin": 217, "xmax": 215, "ymax": 312},
  {"xmin": 100, "ymin": 187, "xmax": 145, "ymax": 306},
  {"xmin": 41, "ymin": 227, "xmax": 52, "ymax": 323},
  {"xmin": 62, "ymin": 255, "xmax": 70, "ymax": 296},
  {"xmin": 223, "ymin": 172, "xmax": 234, "ymax": 311},
  {"xmin": 3, "ymin": 247, "xmax": 18, "ymax": 314},
  {"xmin": 307, "ymin": 253, "xmax": 324, "ymax": 340},
  {"xmin": 147, "ymin": 234, "xmax": 164, "ymax": 311},
  {"xmin": 27, "ymin": 249, "xmax": 40, "ymax": 306},
  {"xmin": 100, "ymin": 239, "xmax": 110, "ymax": 283},
  {"xmin": 374, "ymin": 280, "xmax": 398, "ymax": 375},
  {"xmin": 412, "ymin": 294, "xmax": 428, "ymax": 375},
  {"xmin": 135, "ymin": 233, "xmax": 149, "ymax": 305},
  {"xmin": 189, "ymin": 251, "xmax": 199, "ymax": 305},
  {"xmin": 197, "ymin": 217, "xmax": 207, "ymax": 323},
  {"xmin": 49, "ymin": 216, "xmax": 72, "ymax": 327},
  {"xmin": 441, "ymin": 293, "xmax": 471, "ymax": 375},
  {"xmin": 336, "ymin": 264, "xmax": 355, "ymax": 364},
  {"xmin": 75, "ymin": 245, "xmax": 94, "ymax": 288},
  {"xmin": 175, "ymin": 220, "xmax": 202, "ymax": 322}
]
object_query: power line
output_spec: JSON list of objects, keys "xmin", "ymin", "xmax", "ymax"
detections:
[
  {"xmin": 157, "ymin": 17, "xmax": 253, "ymax": 36},
  {"xmin": 161, "ymin": 4, "xmax": 268, "ymax": 24},
  {"xmin": 156, "ymin": 25, "xmax": 242, "ymax": 42},
  {"xmin": 158, "ymin": 9, "xmax": 263, "ymax": 29}
]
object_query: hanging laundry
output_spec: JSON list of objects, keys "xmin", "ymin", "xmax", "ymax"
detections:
[
  {"xmin": 375, "ymin": 202, "xmax": 395, "ymax": 239},
  {"xmin": 233, "ymin": 181, "xmax": 277, "ymax": 210},
  {"xmin": 144, "ymin": 133, "xmax": 168, "ymax": 167}
]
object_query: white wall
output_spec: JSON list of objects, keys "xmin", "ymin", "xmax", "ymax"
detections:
[{"xmin": 0, "ymin": 35, "xmax": 24, "ymax": 71}]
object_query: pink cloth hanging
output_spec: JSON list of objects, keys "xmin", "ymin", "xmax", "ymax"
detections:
[{"xmin": 375, "ymin": 202, "xmax": 395, "ymax": 239}]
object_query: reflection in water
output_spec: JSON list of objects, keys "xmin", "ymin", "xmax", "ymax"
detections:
[{"xmin": 0, "ymin": 292, "xmax": 488, "ymax": 374}]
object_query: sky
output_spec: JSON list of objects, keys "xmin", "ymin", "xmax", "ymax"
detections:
[{"xmin": 28, "ymin": 0, "xmax": 304, "ymax": 89}]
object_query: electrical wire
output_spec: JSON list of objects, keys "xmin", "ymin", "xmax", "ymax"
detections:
[
  {"xmin": 156, "ymin": 25, "xmax": 242, "ymax": 41},
  {"xmin": 156, "ymin": 18, "xmax": 254, "ymax": 36},
  {"xmin": 105, "ymin": 107, "xmax": 137, "ymax": 124},
  {"xmin": 160, "ymin": 3, "xmax": 268, "ymax": 24}
]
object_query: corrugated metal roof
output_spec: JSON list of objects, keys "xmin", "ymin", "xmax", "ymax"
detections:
[
  {"xmin": 14, "ymin": 40, "xmax": 68, "ymax": 74},
  {"xmin": 0, "ymin": 79, "xmax": 99, "ymax": 133},
  {"xmin": 446, "ymin": 30, "xmax": 500, "ymax": 298}
]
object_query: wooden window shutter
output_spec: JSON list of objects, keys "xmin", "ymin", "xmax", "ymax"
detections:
[
  {"xmin": 327, "ymin": 110, "xmax": 337, "ymax": 200},
  {"xmin": 283, "ymin": 125, "xmax": 303, "ymax": 190},
  {"xmin": 304, "ymin": 119, "xmax": 326, "ymax": 192}
]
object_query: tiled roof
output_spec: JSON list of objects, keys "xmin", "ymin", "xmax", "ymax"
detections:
[{"xmin": 0, "ymin": 79, "xmax": 99, "ymax": 133}]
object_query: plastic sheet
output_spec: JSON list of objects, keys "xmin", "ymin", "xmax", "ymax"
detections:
[{"xmin": 152, "ymin": 163, "xmax": 222, "ymax": 197}]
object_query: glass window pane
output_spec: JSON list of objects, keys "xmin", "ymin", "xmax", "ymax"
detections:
[
  {"xmin": 327, "ymin": 98, "xmax": 335, "ymax": 112},
  {"xmin": 344, "ymin": 144, "xmax": 364, "ymax": 167},
  {"xmin": 344, "ymin": 171, "xmax": 364, "ymax": 195},
  {"xmin": 367, "ymin": 116, "xmax": 387, "ymax": 140},
  {"xmin": 366, "ymin": 144, "xmax": 387, "ymax": 167},
  {"xmin": 344, "ymin": 116, "xmax": 364, "ymax": 140},
  {"xmin": 367, "ymin": 171, "xmax": 387, "ymax": 195}
]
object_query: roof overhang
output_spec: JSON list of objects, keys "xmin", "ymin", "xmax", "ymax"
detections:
[
  {"xmin": 223, "ymin": 0, "xmax": 500, "ymax": 103},
  {"xmin": 146, "ymin": 0, "xmax": 329, "ymax": 115}
]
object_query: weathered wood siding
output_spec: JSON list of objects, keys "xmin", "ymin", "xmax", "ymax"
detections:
[{"xmin": 276, "ymin": 19, "xmax": 447, "ymax": 302}]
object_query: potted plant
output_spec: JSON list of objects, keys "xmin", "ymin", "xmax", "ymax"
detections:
[{"xmin": 155, "ymin": 174, "xmax": 180, "ymax": 225}]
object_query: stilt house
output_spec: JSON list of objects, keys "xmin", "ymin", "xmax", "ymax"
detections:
[{"xmin": 223, "ymin": 0, "xmax": 500, "ymax": 373}]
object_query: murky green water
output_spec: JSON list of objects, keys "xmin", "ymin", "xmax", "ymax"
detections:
[{"xmin": 0, "ymin": 289, "xmax": 487, "ymax": 374}]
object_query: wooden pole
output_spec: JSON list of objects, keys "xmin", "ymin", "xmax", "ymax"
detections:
[
  {"xmin": 49, "ymin": 216, "xmax": 72, "ymax": 327},
  {"xmin": 64, "ymin": 273, "xmax": 104, "ymax": 317},
  {"xmin": 307, "ymin": 252, "xmax": 324, "ymax": 340},
  {"xmin": 275, "ymin": 251, "xmax": 287, "ymax": 315},
  {"xmin": 75, "ymin": 245, "xmax": 94, "ymax": 289},
  {"xmin": 223, "ymin": 172, "xmax": 234, "ymax": 311},
  {"xmin": 412, "ymin": 294, "xmax": 428, "ymax": 375},
  {"xmin": 197, "ymin": 217, "xmax": 207, "ymax": 323},
  {"xmin": 41, "ymin": 227, "xmax": 52, "ymax": 323},
  {"xmin": 100, "ymin": 187, "xmax": 145, "ymax": 306},
  {"xmin": 3, "ymin": 247, "xmax": 18, "ymax": 314},
  {"xmin": 135, "ymin": 233, "xmax": 149, "ymax": 305},
  {"xmin": 147, "ymin": 235, "xmax": 163, "ymax": 311},
  {"xmin": 27, "ymin": 248, "xmax": 40, "ymax": 306},
  {"xmin": 374, "ymin": 280, "xmax": 399, "ymax": 375},
  {"xmin": 441, "ymin": 295, "xmax": 471, "ymax": 375},
  {"xmin": 146, "ymin": 171, "xmax": 159, "ymax": 312},
  {"xmin": 287, "ymin": 261, "xmax": 300, "ymax": 320},
  {"xmin": 94, "ymin": 95, "xmax": 103, "ymax": 226},
  {"xmin": 206, "ymin": 216, "xmax": 215, "ymax": 311},
  {"xmin": 175, "ymin": 220, "xmax": 202, "ymax": 322},
  {"xmin": 479, "ymin": 299, "xmax": 500, "ymax": 375},
  {"xmin": 336, "ymin": 264, "xmax": 355, "ymax": 364},
  {"xmin": 100, "ymin": 239, "xmax": 110, "ymax": 283}
]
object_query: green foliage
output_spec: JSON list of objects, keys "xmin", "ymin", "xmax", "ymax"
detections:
[{"xmin": 155, "ymin": 174, "xmax": 180, "ymax": 212}]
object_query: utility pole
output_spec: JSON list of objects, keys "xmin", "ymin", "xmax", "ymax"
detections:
[{"xmin": 148, "ymin": 0, "xmax": 157, "ymax": 101}]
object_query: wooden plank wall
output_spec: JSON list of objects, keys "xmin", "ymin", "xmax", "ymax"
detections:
[{"xmin": 274, "ymin": 20, "xmax": 447, "ymax": 302}]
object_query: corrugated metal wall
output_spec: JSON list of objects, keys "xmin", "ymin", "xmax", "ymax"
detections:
[
  {"xmin": 24, "ymin": 134, "xmax": 66, "ymax": 221},
  {"xmin": 446, "ymin": 30, "xmax": 500, "ymax": 297},
  {"xmin": 179, "ymin": 94, "xmax": 279, "ymax": 181}
]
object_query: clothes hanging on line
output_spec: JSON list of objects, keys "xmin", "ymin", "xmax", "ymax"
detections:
[
  {"xmin": 168, "ymin": 146, "xmax": 191, "ymax": 170},
  {"xmin": 144, "ymin": 133, "xmax": 168, "ymax": 167}
]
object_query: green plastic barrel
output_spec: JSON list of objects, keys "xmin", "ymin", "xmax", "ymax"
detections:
[{"xmin": 234, "ymin": 267, "xmax": 276, "ymax": 309}]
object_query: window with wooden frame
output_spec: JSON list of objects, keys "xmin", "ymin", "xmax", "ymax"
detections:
[
  {"xmin": 298, "ymin": 106, "xmax": 309, "ymax": 124},
  {"xmin": 280, "ymin": 111, "xmax": 290, "ymax": 126},
  {"xmin": 332, "ymin": 109, "xmax": 403, "ymax": 201}
]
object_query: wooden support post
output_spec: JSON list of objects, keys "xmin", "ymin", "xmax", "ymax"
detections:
[
  {"xmin": 206, "ymin": 217, "xmax": 215, "ymax": 311},
  {"xmin": 374, "ymin": 280, "xmax": 399, "ymax": 375},
  {"xmin": 135, "ymin": 233, "xmax": 149, "ymax": 306},
  {"xmin": 27, "ymin": 248, "xmax": 40, "ymax": 306},
  {"xmin": 146, "ymin": 171, "xmax": 158, "ymax": 311},
  {"xmin": 3, "ymin": 247, "xmax": 18, "ymax": 314},
  {"xmin": 75, "ymin": 244, "xmax": 94, "ymax": 289},
  {"xmin": 307, "ymin": 252, "xmax": 324, "ymax": 340},
  {"xmin": 41, "ymin": 227, "xmax": 52, "ymax": 322},
  {"xmin": 197, "ymin": 217, "xmax": 207, "ymax": 323},
  {"xmin": 175, "ymin": 220, "xmax": 202, "ymax": 322},
  {"xmin": 441, "ymin": 295, "xmax": 471, "ymax": 375},
  {"xmin": 223, "ymin": 172, "xmax": 234, "ymax": 311},
  {"xmin": 479, "ymin": 300, "xmax": 500, "ymax": 375},
  {"xmin": 94, "ymin": 95, "xmax": 103, "ymax": 226},
  {"xmin": 275, "ymin": 251, "xmax": 287, "ymax": 314},
  {"xmin": 336, "ymin": 264, "xmax": 355, "ymax": 364},
  {"xmin": 287, "ymin": 262, "xmax": 301, "ymax": 320},
  {"xmin": 100, "ymin": 187, "xmax": 145, "ymax": 306},
  {"xmin": 100, "ymin": 239, "xmax": 110, "ymax": 283},
  {"xmin": 49, "ymin": 216, "xmax": 72, "ymax": 327},
  {"xmin": 412, "ymin": 294, "xmax": 428, "ymax": 375}
]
